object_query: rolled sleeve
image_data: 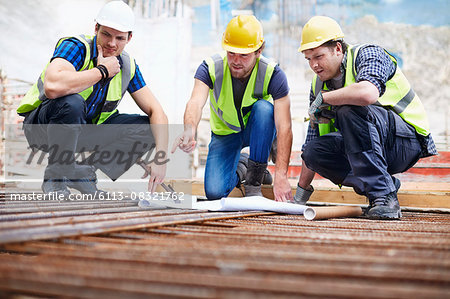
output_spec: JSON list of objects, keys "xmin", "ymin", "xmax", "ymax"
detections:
[
  {"xmin": 52, "ymin": 38, "xmax": 86, "ymax": 71},
  {"xmin": 354, "ymin": 45, "xmax": 396, "ymax": 97},
  {"xmin": 127, "ymin": 63, "xmax": 146, "ymax": 93},
  {"xmin": 267, "ymin": 66, "xmax": 290, "ymax": 100}
]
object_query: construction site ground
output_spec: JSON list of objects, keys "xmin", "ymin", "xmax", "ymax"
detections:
[
  {"xmin": 1, "ymin": 176, "xmax": 449, "ymax": 299},
  {"xmin": 1, "ymin": 124, "xmax": 449, "ymax": 298}
]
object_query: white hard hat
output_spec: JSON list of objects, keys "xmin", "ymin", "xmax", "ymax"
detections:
[{"xmin": 95, "ymin": 1, "xmax": 135, "ymax": 32}]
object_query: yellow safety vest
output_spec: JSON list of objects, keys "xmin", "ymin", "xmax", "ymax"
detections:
[
  {"xmin": 313, "ymin": 44, "xmax": 430, "ymax": 136},
  {"xmin": 205, "ymin": 52, "xmax": 276, "ymax": 135},
  {"xmin": 17, "ymin": 35, "xmax": 136, "ymax": 124}
]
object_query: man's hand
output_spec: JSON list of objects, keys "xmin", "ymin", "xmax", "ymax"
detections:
[
  {"xmin": 171, "ymin": 128, "xmax": 196, "ymax": 153},
  {"xmin": 137, "ymin": 158, "xmax": 167, "ymax": 194},
  {"xmin": 308, "ymin": 91, "xmax": 324, "ymax": 123},
  {"xmin": 97, "ymin": 45, "xmax": 120, "ymax": 78},
  {"xmin": 273, "ymin": 174, "xmax": 293, "ymax": 202},
  {"xmin": 146, "ymin": 162, "xmax": 166, "ymax": 193},
  {"xmin": 308, "ymin": 91, "xmax": 335, "ymax": 127}
]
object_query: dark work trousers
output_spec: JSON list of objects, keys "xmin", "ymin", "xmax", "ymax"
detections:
[
  {"xmin": 23, "ymin": 94, "xmax": 155, "ymax": 181},
  {"xmin": 302, "ymin": 105, "xmax": 422, "ymax": 200}
]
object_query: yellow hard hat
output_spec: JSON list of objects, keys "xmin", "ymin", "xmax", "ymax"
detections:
[
  {"xmin": 222, "ymin": 15, "xmax": 264, "ymax": 54},
  {"xmin": 298, "ymin": 16, "xmax": 344, "ymax": 52}
]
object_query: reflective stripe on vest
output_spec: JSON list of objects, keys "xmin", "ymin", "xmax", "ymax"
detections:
[
  {"xmin": 206, "ymin": 52, "xmax": 275, "ymax": 135},
  {"xmin": 313, "ymin": 44, "xmax": 430, "ymax": 136},
  {"xmin": 17, "ymin": 35, "xmax": 135, "ymax": 125}
]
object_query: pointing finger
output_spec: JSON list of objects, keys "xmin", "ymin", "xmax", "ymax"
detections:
[
  {"xmin": 171, "ymin": 137, "xmax": 182, "ymax": 153},
  {"xmin": 147, "ymin": 176, "xmax": 154, "ymax": 193},
  {"xmin": 149, "ymin": 176, "xmax": 158, "ymax": 194}
]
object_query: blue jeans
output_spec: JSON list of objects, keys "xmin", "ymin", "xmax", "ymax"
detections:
[
  {"xmin": 23, "ymin": 94, "xmax": 154, "ymax": 180},
  {"xmin": 204, "ymin": 100, "xmax": 276, "ymax": 199},
  {"xmin": 302, "ymin": 105, "xmax": 422, "ymax": 200}
]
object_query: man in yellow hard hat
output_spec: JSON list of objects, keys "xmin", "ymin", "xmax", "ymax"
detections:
[
  {"xmin": 172, "ymin": 15, "xmax": 293, "ymax": 201},
  {"xmin": 17, "ymin": 1, "xmax": 168, "ymax": 198},
  {"xmin": 294, "ymin": 16, "xmax": 437, "ymax": 219}
]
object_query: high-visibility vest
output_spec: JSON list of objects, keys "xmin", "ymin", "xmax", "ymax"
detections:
[
  {"xmin": 205, "ymin": 52, "xmax": 276, "ymax": 135},
  {"xmin": 17, "ymin": 35, "xmax": 136, "ymax": 124},
  {"xmin": 313, "ymin": 44, "xmax": 430, "ymax": 137}
]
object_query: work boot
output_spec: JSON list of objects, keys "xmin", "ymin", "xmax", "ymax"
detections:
[
  {"xmin": 236, "ymin": 153, "xmax": 272, "ymax": 185},
  {"xmin": 364, "ymin": 176, "xmax": 401, "ymax": 215},
  {"xmin": 269, "ymin": 137, "xmax": 277, "ymax": 164},
  {"xmin": 66, "ymin": 165, "xmax": 107, "ymax": 197},
  {"xmin": 42, "ymin": 178, "xmax": 71, "ymax": 199},
  {"xmin": 262, "ymin": 170, "xmax": 273, "ymax": 185},
  {"xmin": 244, "ymin": 159, "xmax": 268, "ymax": 197},
  {"xmin": 236, "ymin": 153, "xmax": 249, "ymax": 187},
  {"xmin": 367, "ymin": 191, "xmax": 402, "ymax": 220},
  {"xmin": 392, "ymin": 176, "xmax": 401, "ymax": 193}
]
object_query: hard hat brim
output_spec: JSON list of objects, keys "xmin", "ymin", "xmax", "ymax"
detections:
[
  {"xmin": 298, "ymin": 40, "xmax": 327, "ymax": 52},
  {"xmin": 298, "ymin": 36, "xmax": 344, "ymax": 52},
  {"xmin": 95, "ymin": 18, "xmax": 133, "ymax": 33},
  {"xmin": 222, "ymin": 40, "xmax": 263, "ymax": 54}
]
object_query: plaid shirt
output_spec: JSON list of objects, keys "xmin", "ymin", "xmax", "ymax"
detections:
[
  {"xmin": 302, "ymin": 44, "xmax": 437, "ymax": 157},
  {"xmin": 52, "ymin": 36, "xmax": 146, "ymax": 123}
]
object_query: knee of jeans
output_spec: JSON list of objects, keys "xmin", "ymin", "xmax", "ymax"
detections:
[
  {"xmin": 205, "ymin": 182, "xmax": 227, "ymax": 200},
  {"xmin": 205, "ymin": 178, "xmax": 228, "ymax": 200},
  {"xmin": 252, "ymin": 100, "xmax": 274, "ymax": 117}
]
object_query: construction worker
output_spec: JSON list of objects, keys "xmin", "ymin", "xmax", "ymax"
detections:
[
  {"xmin": 172, "ymin": 15, "xmax": 293, "ymax": 202},
  {"xmin": 294, "ymin": 16, "xmax": 437, "ymax": 219},
  {"xmin": 17, "ymin": 1, "xmax": 168, "ymax": 197}
]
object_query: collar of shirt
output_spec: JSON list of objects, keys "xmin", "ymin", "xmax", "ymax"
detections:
[
  {"xmin": 92, "ymin": 36, "xmax": 98, "ymax": 65},
  {"xmin": 324, "ymin": 52, "xmax": 347, "ymax": 91},
  {"xmin": 340, "ymin": 51, "xmax": 347, "ymax": 74}
]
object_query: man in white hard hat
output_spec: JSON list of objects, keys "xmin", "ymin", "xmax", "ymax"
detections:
[
  {"xmin": 294, "ymin": 16, "xmax": 437, "ymax": 219},
  {"xmin": 17, "ymin": 1, "xmax": 168, "ymax": 197},
  {"xmin": 172, "ymin": 15, "xmax": 293, "ymax": 202}
]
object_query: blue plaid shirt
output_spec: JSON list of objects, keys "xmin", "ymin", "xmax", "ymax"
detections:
[
  {"xmin": 52, "ymin": 36, "xmax": 146, "ymax": 123},
  {"xmin": 302, "ymin": 44, "xmax": 437, "ymax": 157}
]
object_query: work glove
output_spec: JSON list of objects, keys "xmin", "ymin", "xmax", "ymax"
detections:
[
  {"xmin": 293, "ymin": 184, "xmax": 314, "ymax": 205},
  {"xmin": 308, "ymin": 91, "xmax": 324, "ymax": 123},
  {"xmin": 308, "ymin": 91, "xmax": 335, "ymax": 127}
]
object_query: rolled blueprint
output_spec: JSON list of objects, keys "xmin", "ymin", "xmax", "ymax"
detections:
[
  {"xmin": 193, "ymin": 196, "xmax": 307, "ymax": 214},
  {"xmin": 304, "ymin": 206, "xmax": 363, "ymax": 220}
]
